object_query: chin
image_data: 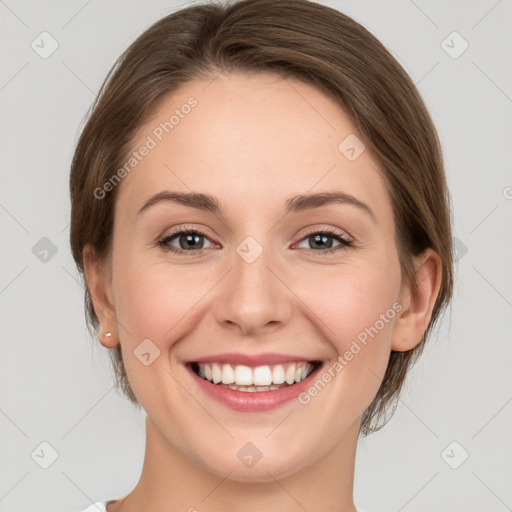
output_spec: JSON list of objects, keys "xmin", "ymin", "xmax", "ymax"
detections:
[
  {"xmin": 189, "ymin": 437, "xmax": 320, "ymax": 483},
  {"xmin": 203, "ymin": 456, "xmax": 307, "ymax": 483}
]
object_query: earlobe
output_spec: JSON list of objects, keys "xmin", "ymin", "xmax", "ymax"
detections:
[
  {"xmin": 83, "ymin": 244, "xmax": 119, "ymax": 348},
  {"xmin": 391, "ymin": 248, "xmax": 442, "ymax": 352},
  {"xmin": 98, "ymin": 330, "xmax": 117, "ymax": 348}
]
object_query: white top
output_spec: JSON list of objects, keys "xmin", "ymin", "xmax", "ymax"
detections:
[
  {"xmin": 79, "ymin": 502, "xmax": 110, "ymax": 512},
  {"xmin": 80, "ymin": 503, "xmax": 366, "ymax": 512}
]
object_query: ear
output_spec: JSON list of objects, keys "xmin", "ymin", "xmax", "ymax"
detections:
[
  {"xmin": 392, "ymin": 248, "xmax": 442, "ymax": 352},
  {"xmin": 83, "ymin": 243, "xmax": 119, "ymax": 348}
]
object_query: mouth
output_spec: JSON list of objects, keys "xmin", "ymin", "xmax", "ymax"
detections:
[
  {"xmin": 188, "ymin": 360, "xmax": 322, "ymax": 391},
  {"xmin": 185, "ymin": 358, "xmax": 324, "ymax": 411}
]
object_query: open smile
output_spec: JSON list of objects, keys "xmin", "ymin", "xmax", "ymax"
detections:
[{"xmin": 185, "ymin": 356, "xmax": 323, "ymax": 412}]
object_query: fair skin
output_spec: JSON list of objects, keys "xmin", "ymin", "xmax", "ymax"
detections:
[{"xmin": 83, "ymin": 71, "xmax": 441, "ymax": 512}]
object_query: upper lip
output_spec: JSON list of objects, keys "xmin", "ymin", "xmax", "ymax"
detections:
[{"xmin": 186, "ymin": 352, "xmax": 321, "ymax": 367}]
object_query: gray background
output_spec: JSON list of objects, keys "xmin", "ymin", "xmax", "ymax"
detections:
[{"xmin": 1, "ymin": 0, "xmax": 511, "ymax": 511}]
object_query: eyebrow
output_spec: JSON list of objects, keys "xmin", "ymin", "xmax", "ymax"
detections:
[{"xmin": 137, "ymin": 190, "xmax": 376, "ymax": 222}]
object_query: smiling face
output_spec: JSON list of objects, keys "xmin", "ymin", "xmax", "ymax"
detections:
[{"xmin": 85, "ymin": 71, "xmax": 430, "ymax": 482}]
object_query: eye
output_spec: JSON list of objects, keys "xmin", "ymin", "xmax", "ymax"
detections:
[
  {"xmin": 157, "ymin": 227, "xmax": 215, "ymax": 254},
  {"xmin": 157, "ymin": 227, "xmax": 353, "ymax": 256},
  {"xmin": 294, "ymin": 228, "xmax": 353, "ymax": 253}
]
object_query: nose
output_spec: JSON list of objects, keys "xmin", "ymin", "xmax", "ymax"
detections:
[{"xmin": 214, "ymin": 241, "xmax": 293, "ymax": 337}]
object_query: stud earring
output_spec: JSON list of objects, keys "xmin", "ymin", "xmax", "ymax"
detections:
[{"xmin": 99, "ymin": 331, "xmax": 114, "ymax": 347}]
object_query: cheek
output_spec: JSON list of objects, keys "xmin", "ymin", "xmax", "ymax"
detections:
[
  {"xmin": 302, "ymin": 261, "xmax": 401, "ymax": 349},
  {"xmin": 111, "ymin": 256, "xmax": 206, "ymax": 407},
  {"xmin": 113, "ymin": 258, "xmax": 197, "ymax": 344},
  {"xmin": 294, "ymin": 259, "xmax": 402, "ymax": 409}
]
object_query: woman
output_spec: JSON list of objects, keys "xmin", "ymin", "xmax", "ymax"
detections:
[{"xmin": 70, "ymin": 0, "xmax": 453, "ymax": 510}]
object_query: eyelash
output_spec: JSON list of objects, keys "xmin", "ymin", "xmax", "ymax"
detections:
[{"xmin": 157, "ymin": 226, "xmax": 354, "ymax": 255}]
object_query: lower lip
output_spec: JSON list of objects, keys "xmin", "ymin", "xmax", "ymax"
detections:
[{"xmin": 186, "ymin": 363, "xmax": 322, "ymax": 412}]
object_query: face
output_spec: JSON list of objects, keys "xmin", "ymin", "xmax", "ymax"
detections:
[{"xmin": 94, "ymin": 71, "xmax": 412, "ymax": 481}]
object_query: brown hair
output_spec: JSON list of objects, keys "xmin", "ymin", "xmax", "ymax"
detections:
[{"xmin": 69, "ymin": 0, "xmax": 454, "ymax": 436}]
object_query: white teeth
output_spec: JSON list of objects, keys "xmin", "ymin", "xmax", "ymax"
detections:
[
  {"xmin": 212, "ymin": 363, "xmax": 222, "ymax": 384},
  {"xmin": 253, "ymin": 365, "xmax": 272, "ymax": 386},
  {"xmin": 285, "ymin": 365, "xmax": 296, "ymax": 385},
  {"xmin": 221, "ymin": 364, "xmax": 235, "ymax": 384},
  {"xmin": 219, "ymin": 383, "xmax": 283, "ymax": 392},
  {"xmin": 234, "ymin": 365, "xmax": 253, "ymax": 385},
  {"xmin": 272, "ymin": 365, "xmax": 286, "ymax": 384},
  {"xmin": 195, "ymin": 361, "xmax": 316, "ymax": 388}
]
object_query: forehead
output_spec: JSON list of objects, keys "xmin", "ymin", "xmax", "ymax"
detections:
[{"xmin": 115, "ymin": 71, "xmax": 391, "ymax": 223}]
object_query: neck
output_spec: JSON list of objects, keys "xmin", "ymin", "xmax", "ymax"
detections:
[{"xmin": 113, "ymin": 415, "xmax": 360, "ymax": 512}]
